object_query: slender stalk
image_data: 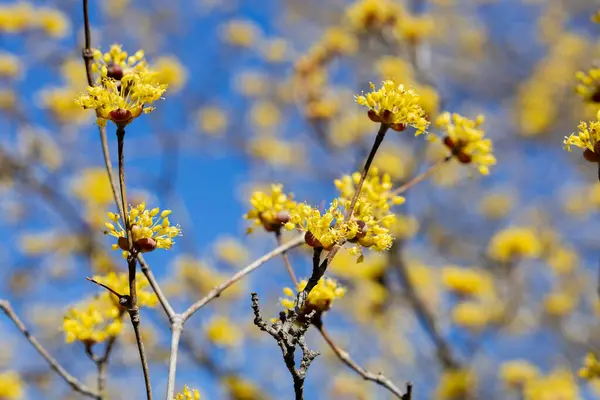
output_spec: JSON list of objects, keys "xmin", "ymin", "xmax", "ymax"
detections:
[
  {"xmin": 116, "ymin": 127, "xmax": 129, "ymax": 229},
  {"xmin": 138, "ymin": 254, "xmax": 176, "ymax": 319},
  {"xmin": 275, "ymin": 230, "xmax": 299, "ymax": 287},
  {"xmin": 392, "ymin": 156, "xmax": 451, "ymax": 195},
  {"xmin": 81, "ymin": 0, "xmax": 93, "ymax": 87},
  {"xmin": 96, "ymin": 361, "xmax": 107, "ymax": 400},
  {"xmin": 0, "ymin": 300, "xmax": 98, "ymax": 398},
  {"xmin": 181, "ymin": 234, "xmax": 305, "ymax": 322},
  {"xmin": 86, "ymin": 276, "xmax": 123, "ymax": 298},
  {"xmin": 317, "ymin": 325, "xmax": 408, "ymax": 399},
  {"xmin": 165, "ymin": 317, "xmax": 183, "ymax": 399}
]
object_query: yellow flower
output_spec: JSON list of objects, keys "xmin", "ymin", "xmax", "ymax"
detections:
[
  {"xmin": 222, "ymin": 376, "xmax": 266, "ymax": 400},
  {"xmin": 92, "ymin": 271, "xmax": 158, "ymax": 309},
  {"xmin": 524, "ymin": 369, "xmax": 578, "ymax": 400},
  {"xmin": 71, "ymin": 168, "xmax": 114, "ymax": 206},
  {"xmin": 0, "ymin": 52, "xmax": 21, "ymax": 79},
  {"xmin": 544, "ymin": 291, "xmax": 577, "ymax": 317},
  {"xmin": 0, "ymin": 370, "xmax": 24, "ymax": 400},
  {"xmin": 153, "ymin": 56, "xmax": 188, "ymax": 92},
  {"xmin": 76, "ymin": 45, "xmax": 166, "ymax": 127},
  {"xmin": 196, "ymin": 106, "xmax": 227, "ymax": 135},
  {"xmin": 487, "ymin": 227, "xmax": 542, "ymax": 262},
  {"xmin": 259, "ymin": 38, "xmax": 289, "ymax": 63},
  {"xmin": 441, "ymin": 266, "xmax": 494, "ymax": 297},
  {"xmin": 63, "ymin": 294, "xmax": 124, "ymax": 344},
  {"xmin": 220, "ymin": 19, "xmax": 261, "ymax": 47},
  {"xmin": 174, "ymin": 385, "xmax": 201, "ymax": 400},
  {"xmin": 104, "ymin": 204, "xmax": 182, "ymax": 256},
  {"xmin": 244, "ymin": 184, "xmax": 297, "ymax": 233},
  {"xmin": 38, "ymin": 86, "xmax": 90, "ymax": 124},
  {"xmin": 576, "ymin": 67, "xmax": 600, "ymax": 103},
  {"xmin": 173, "ymin": 256, "xmax": 243, "ymax": 300},
  {"xmin": 436, "ymin": 369, "xmax": 476, "ymax": 400},
  {"xmin": 0, "ymin": 89, "xmax": 16, "ymax": 110},
  {"xmin": 435, "ymin": 112, "xmax": 496, "ymax": 175},
  {"xmin": 35, "ymin": 7, "xmax": 70, "ymax": 38},
  {"xmin": 376, "ymin": 56, "xmax": 415, "ymax": 83},
  {"xmin": 393, "ymin": 13, "xmax": 434, "ymax": 43},
  {"xmin": 564, "ymin": 110, "xmax": 600, "ymax": 161},
  {"xmin": 593, "ymin": 10, "xmax": 600, "ymax": 23},
  {"xmin": 248, "ymin": 136, "xmax": 305, "ymax": 167},
  {"xmin": 288, "ymin": 201, "xmax": 346, "ymax": 250},
  {"xmin": 546, "ymin": 246, "xmax": 578, "ymax": 274},
  {"xmin": 346, "ymin": 0, "xmax": 405, "ymax": 31},
  {"xmin": 355, "ymin": 80, "xmax": 429, "ymax": 134},
  {"xmin": 451, "ymin": 302, "xmax": 490, "ymax": 331},
  {"xmin": 579, "ymin": 353, "xmax": 600, "ymax": 380},
  {"xmin": 206, "ymin": 316, "xmax": 242, "ymax": 347},
  {"xmin": 281, "ymin": 277, "xmax": 346, "ymax": 314},
  {"xmin": 213, "ymin": 236, "xmax": 249, "ymax": 267},
  {"xmin": 479, "ymin": 192, "xmax": 514, "ymax": 219},
  {"xmin": 500, "ymin": 360, "xmax": 540, "ymax": 388},
  {"xmin": 249, "ymin": 101, "xmax": 281, "ymax": 128},
  {"xmin": 321, "ymin": 27, "xmax": 359, "ymax": 55}
]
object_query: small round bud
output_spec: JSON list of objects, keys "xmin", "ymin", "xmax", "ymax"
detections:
[
  {"xmin": 106, "ymin": 64, "xmax": 124, "ymax": 80},
  {"xmin": 135, "ymin": 237, "xmax": 157, "ymax": 253},
  {"xmin": 275, "ymin": 211, "xmax": 290, "ymax": 224},
  {"xmin": 584, "ymin": 148, "xmax": 600, "ymax": 163},
  {"xmin": 381, "ymin": 109, "xmax": 393, "ymax": 124},
  {"xmin": 367, "ymin": 109, "xmax": 382, "ymax": 123},
  {"xmin": 355, "ymin": 220, "xmax": 368, "ymax": 239},
  {"xmin": 592, "ymin": 90, "xmax": 600, "ymax": 103},
  {"xmin": 109, "ymin": 108, "xmax": 133, "ymax": 124},
  {"xmin": 390, "ymin": 123, "xmax": 407, "ymax": 132},
  {"xmin": 117, "ymin": 236, "xmax": 129, "ymax": 251},
  {"xmin": 456, "ymin": 152, "xmax": 472, "ymax": 164},
  {"xmin": 443, "ymin": 136, "xmax": 455, "ymax": 149},
  {"xmin": 304, "ymin": 231, "xmax": 323, "ymax": 248}
]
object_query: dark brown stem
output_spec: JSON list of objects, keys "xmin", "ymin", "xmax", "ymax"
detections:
[
  {"xmin": 116, "ymin": 127, "xmax": 129, "ymax": 229},
  {"xmin": 275, "ymin": 230, "xmax": 299, "ymax": 287},
  {"xmin": 86, "ymin": 277, "xmax": 123, "ymax": 298},
  {"xmin": 81, "ymin": 0, "xmax": 94, "ymax": 87}
]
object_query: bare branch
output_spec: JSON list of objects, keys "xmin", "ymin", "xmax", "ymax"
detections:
[
  {"xmin": 137, "ymin": 254, "xmax": 176, "ymax": 320},
  {"xmin": 0, "ymin": 300, "xmax": 99, "ymax": 399}
]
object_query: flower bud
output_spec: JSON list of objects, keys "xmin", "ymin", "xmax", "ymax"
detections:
[
  {"xmin": 135, "ymin": 237, "xmax": 157, "ymax": 253},
  {"xmin": 367, "ymin": 109, "xmax": 382, "ymax": 123},
  {"xmin": 106, "ymin": 63, "xmax": 124, "ymax": 80},
  {"xmin": 109, "ymin": 108, "xmax": 133, "ymax": 124},
  {"xmin": 304, "ymin": 231, "xmax": 323, "ymax": 248},
  {"xmin": 117, "ymin": 236, "xmax": 129, "ymax": 251},
  {"xmin": 584, "ymin": 148, "xmax": 600, "ymax": 163},
  {"xmin": 390, "ymin": 123, "xmax": 407, "ymax": 132},
  {"xmin": 275, "ymin": 211, "xmax": 290, "ymax": 224}
]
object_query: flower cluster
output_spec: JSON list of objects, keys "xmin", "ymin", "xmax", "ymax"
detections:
[
  {"xmin": 523, "ymin": 369, "xmax": 578, "ymax": 400},
  {"xmin": 205, "ymin": 316, "xmax": 242, "ymax": 347},
  {"xmin": 289, "ymin": 200, "xmax": 348, "ymax": 250},
  {"xmin": 579, "ymin": 353, "xmax": 600, "ymax": 380},
  {"xmin": 500, "ymin": 360, "xmax": 540, "ymax": 389},
  {"xmin": 345, "ymin": 0, "xmax": 405, "ymax": 31},
  {"xmin": 575, "ymin": 67, "xmax": 600, "ymax": 103},
  {"xmin": 76, "ymin": 44, "xmax": 167, "ymax": 127},
  {"xmin": 244, "ymin": 184, "xmax": 297, "ymax": 233},
  {"xmin": 0, "ymin": 370, "xmax": 24, "ymax": 400},
  {"xmin": 441, "ymin": 266, "xmax": 494, "ymax": 297},
  {"xmin": 104, "ymin": 204, "xmax": 182, "ymax": 257},
  {"xmin": 174, "ymin": 386, "xmax": 201, "ymax": 400},
  {"xmin": 487, "ymin": 227, "xmax": 542, "ymax": 262},
  {"xmin": 0, "ymin": 3, "xmax": 70, "ymax": 37},
  {"xmin": 355, "ymin": 80, "xmax": 430, "ymax": 134},
  {"xmin": 435, "ymin": 112, "xmax": 496, "ymax": 175},
  {"xmin": 281, "ymin": 277, "xmax": 346, "ymax": 315},
  {"xmin": 563, "ymin": 110, "xmax": 600, "ymax": 162},
  {"xmin": 63, "ymin": 272, "xmax": 157, "ymax": 344}
]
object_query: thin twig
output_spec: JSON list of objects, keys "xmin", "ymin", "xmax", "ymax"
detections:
[
  {"xmin": 392, "ymin": 156, "xmax": 451, "ymax": 196},
  {"xmin": 181, "ymin": 234, "xmax": 305, "ymax": 322},
  {"xmin": 0, "ymin": 300, "xmax": 99, "ymax": 398},
  {"xmin": 275, "ymin": 230, "xmax": 299, "ymax": 287},
  {"xmin": 86, "ymin": 277, "xmax": 123, "ymax": 298},
  {"xmin": 138, "ymin": 254, "xmax": 176, "ymax": 320},
  {"xmin": 165, "ymin": 316, "xmax": 183, "ymax": 400},
  {"xmin": 317, "ymin": 325, "xmax": 408, "ymax": 399}
]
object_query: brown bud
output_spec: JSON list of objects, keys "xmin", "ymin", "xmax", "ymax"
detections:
[
  {"xmin": 109, "ymin": 108, "xmax": 133, "ymax": 124},
  {"xmin": 584, "ymin": 148, "xmax": 600, "ymax": 163},
  {"xmin": 117, "ymin": 236, "xmax": 129, "ymax": 251},
  {"xmin": 456, "ymin": 152, "xmax": 472, "ymax": 164},
  {"xmin": 381, "ymin": 109, "xmax": 393, "ymax": 124},
  {"xmin": 591, "ymin": 90, "xmax": 600, "ymax": 103},
  {"xmin": 367, "ymin": 109, "xmax": 382, "ymax": 123},
  {"xmin": 135, "ymin": 237, "xmax": 157, "ymax": 253},
  {"xmin": 390, "ymin": 123, "xmax": 407, "ymax": 132},
  {"xmin": 275, "ymin": 211, "xmax": 290, "ymax": 224},
  {"xmin": 106, "ymin": 64, "xmax": 124, "ymax": 80},
  {"xmin": 304, "ymin": 231, "xmax": 323, "ymax": 248},
  {"xmin": 355, "ymin": 220, "xmax": 368, "ymax": 239},
  {"xmin": 443, "ymin": 136, "xmax": 455, "ymax": 149}
]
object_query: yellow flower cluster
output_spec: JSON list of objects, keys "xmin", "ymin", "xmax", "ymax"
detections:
[
  {"xmin": 523, "ymin": 369, "xmax": 578, "ymax": 400},
  {"xmin": 105, "ymin": 204, "xmax": 182, "ymax": 256},
  {"xmin": 436, "ymin": 369, "xmax": 477, "ymax": 400},
  {"xmin": 563, "ymin": 110, "xmax": 600, "ymax": 161},
  {"xmin": 0, "ymin": 3, "xmax": 70, "ymax": 37},
  {"xmin": 220, "ymin": 19, "xmax": 261, "ymax": 48},
  {"xmin": 172, "ymin": 256, "xmax": 243, "ymax": 300},
  {"xmin": 76, "ymin": 45, "xmax": 167, "ymax": 127},
  {"xmin": 0, "ymin": 52, "xmax": 21, "ymax": 79},
  {"xmin": 500, "ymin": 360, "xmax": 540, "ymax": 388},
  {"xmin": 345, "ymin": 0, "xmax": 405, "ymax": 31},
  {"xmin": 435, "ymin": 112, "xmax": 496, "ymax": 175},
  {"xmin": 63, "ymin": 294, "xmax": 123, "ymax": 344},
  {"xmin": 451, "ymin": 301, "xmax": 491, "ymax": 331},
  {"xmin": 579, "ymin": 353, "xmax": 600, "ymax": 380},
  {"xmin": 593, "ymin": 10, "xmax": 600, "ymax": 23},
  {"xmin": 222, "ymin": 376, "xmax": 265, "ymax": 400},
  {"xmin": 0, "ymin": 370, "xmax": 24, "ymax": 400},
  {"xmin": 153, "ymin": 56, "xmax": 188, "ymax": 92},
  {"xmin": 244, "ymin": 184, "xmax": 297, "ymax": 233},
  {"xmin": 487, "ymin": 227, "xmax": 542, "ymax": 262},
  {"xmin": 281, "ymin": 277, "xmax": 346, "ymax": 315},
  {"xmin": 576, "ymin": 67, "xmax": 600, "ymax": 103},
  {"xmin": 355, "ymin": 80, "xmax": 429, "ymax": 134},
  {"xmin": 174, "ymin": 386, "xmax": 201, "ymax": 400},
  {"xmin": 205, "ymin": 316, "xmax": 242, "ymax": 347},
  {"xmin": 441, "ymin": 266, "xmax": 494, "ymax": 297},
  {"xmin": 63, "ymin": 272, "xmax": 157, "ymax": 344}
]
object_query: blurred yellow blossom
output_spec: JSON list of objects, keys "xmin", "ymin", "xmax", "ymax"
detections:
[
  {"xmin": 63, "ymin": 294, "xmax": 124, "ymax": 344},
  {"xmin": 214, "ymin": 236, "xmax": 249, "ymax": 266},
  {"xmin": 206, "ymin": 316, "xmax": 242, "ymax": 347},
  {"xmin": 544, "ymin": 291, "xmax": 577, "ymax": 317},
  {"xmin": 234, "ymin": 71, "xmax": 269, "ymax": 97},
  {"xmin": 0, "ymin": 370, "xmax": 24, "ymax": 400},
  {"xmin": 0, "ymin": 52, "xmax": 21, "ymax": 79},
  {"xmin": 394, "ymin": 14, "xmax": 434, "ymax": 43},
  {"xmin": 249, "ymin": 101, "xmax": 281, "ymax": 128},
  {"xmin": 197, "ymin": 106, "xmax": 228, "ymax": 135},
  {"xmin": 479, "ymin": 192, "xmax": 514, "ymax": 219},
  {"xmin": 322, "ymin": 27, "xmax": 359, "ymax": 55},
  {"xmin": 174, "ymin": 386, "xmax": 201, "ymax": 400},
  {"xmin": 355, "ymin": 80, "xmax": 429, "ymax": 134},
  {"xmin": 105, "ymin": 204, "xmax": 182, "ymax": 255},
  {"xmin": 259, "ymin": 38, "xmax": 289, "ymax": 63},
  {"xmin": 346, "ymin": 0, "xmax": 405, "ymax": 31},
  {"xmin": 222, "ymin": 376, "xmax": 266, "ymax": 400},
  {"xmin": 248, "ymin": 136, "xmax": 305, "ymax": 167},
  {"xmin": 372, "ymin": 146, "xmax": 415, "ymax": 181},
  {"xmin": 579, "ymin": 353, "xmax": 600, "ymax": 380},
  {"xmin": 546, "ymin": 246, "xmax": 578, "ymax": 274},
  {"xmin": 153, "ymin": 56, "xmax": 188, "ymax": 92},
  {"xmin": 436, "ymin": 368, "xmax": 476, "ymax": 400},
  {"xmin": 376, "ymin": 56, "xmax": 414, "ymax": 83},
  {"xmin": 435, "ymin": 112, "xmax": 495, "ymax": 175},
  {"xmin": 441, "ymin": 266, "xmax": 494, "ymax": 297},
  {"xmin": 173, "ymin": 256, "xmax": 243, "ymax": 300},
  {"xmin": 452, "ymin": 301, "xmax": 490, "ymax": 331},
  {"xmin": 72, "ymin": 168, "xmax": 114, "ymax": 206},
  {"xmin": 500, "ymin": 360, "xmax": 540, "ymax": 388},
  {"xmin": 220, "ymin": 19, "xmax": 261, "ymax": 47},
  {"xmin": 523, "ymin": 369, "xmax": 578, "ymax": 400},
  {"xmin": 38, "ymin": 86, "xmax": 90, "ymax": 124},
  {"xmin": 0, "ymin": 89, "xmax": 17, "ymax": 110},
  {"xmin": 487, "ymin": 227, "xmax": 542, "ymax": 262},
  {"xmin": 576, "ymin": 67, "xmax": 600, "ymax": 103},
  {"xmin": 281, "ymin": 277, "xmax": 346, "ymax": 315},
  {"xmin": 35, "ymin": 7, "xmax": 70, "ymax": 38}
]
